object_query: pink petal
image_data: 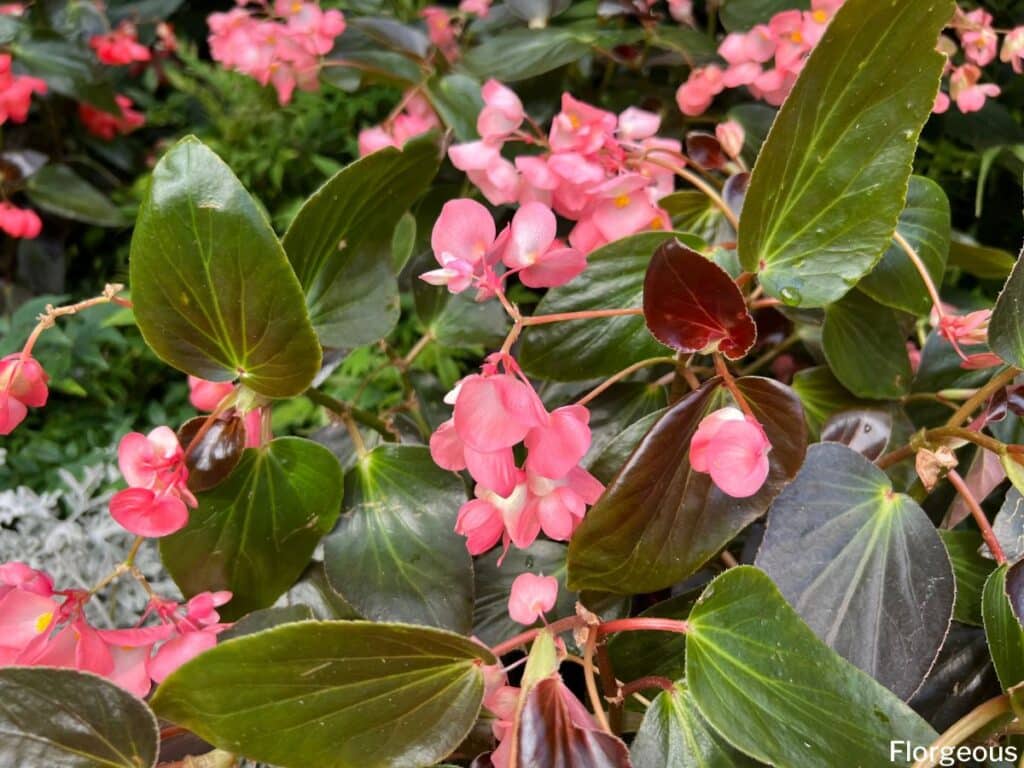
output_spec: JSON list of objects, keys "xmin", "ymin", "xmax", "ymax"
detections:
[
  {"xmin": 464, "ymin": 446, "xmax": 519, "ymax": 497},
  {"xmin": 507, "ymin": 573, "xmax": 558, "ymax": 625},
  {"xmin": 0, "ymin": 392, "xmax": 27, "ymax": 435},
  {"xmin": 504, "ymin": 202, "xmax": 557, "ymax": 269},
  {"xmin": 689, "ymin": 407, "xmax": 746, "ymax": 472},
  {"xmin": 431, "ymin": 198, "xmax": 496, "ymax": 266},
  {"xmin": 454, "ymin": 375, "xmax": 542, "ymax": 453},
  {"xmin": 455, "ymin": 499, "xmax": 505, "ymax": 555},
  {"xmin": 149, "ymin": 629, "xmax": 218, "ymax": 683},
  {"xmin": 524, "ymin": 405, "xmax": 591, "ymax": 479},
  {"xmin": 520, "ymin": 246, "xmax": 586, "ymax": 289},
  {"xmin": 110, "ymin": 488, "xmax": 190, "ymax": 538},
  {"xmin": 429, "ymin": 419, "xmax": 467, "ymax": 471}
]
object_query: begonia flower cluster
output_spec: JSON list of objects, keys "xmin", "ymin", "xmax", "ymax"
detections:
[
  {"xmin": 0, "ymin": 352, "xmax": 48, "ymax": 435},
  {"xmin": 79, "ymin": 95, "xmax": 146, "ymax": 141},
  {"xmin": 0, "ymin": 52, "xmax": 46, "ymax": 126},
  {"xmin": 90, "ymin": 22, "xmax": 152, "ymax": 66},
  {"xmin": 357, "ymin": 92, "xmax": 441, "ymax": 156},
  {"xmin": 208, "ymin": 0, "xmax": 346, "ymax": 105},
  {"xmin": 430, "ymin": 354, "xmax": 603, "ymax": 558},
  {"xmin": 0, "ymin": 561, "xmax": 231, "ymax": 698},
  {"xmin": 0, "ymin": 202, "xmax": 42, "ymax": 240}
]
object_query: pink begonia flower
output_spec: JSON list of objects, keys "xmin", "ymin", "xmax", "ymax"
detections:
[
  {"xmin": 459, "ymin": 0, "xmax": 492, "ymax": 16},
  {"xmin": 949, "ymin": 64, "xmax": 1000, "ymax": 114},
  {"xmin": 716, "ymin": 120, "xmax": 745, "ymax": 159},
  {"xmin": 1001, "ymin": 27, "xmax": 1024, "ymax": 74},
  {"xmin": 589, "ymin": 173, "xmax": 670, "ymax": 244},
  {"xmin": 358, "ymin": 92, "xmax": 440, "ymax": 156},
  {"xmin": 0, "ymin": 588, "xmax": 61, "ymax": 663},
  {"xmin": 422, "ymin": 6, "xmax": 459, "ymax": 62},
  {"xmin": 478, "ymin": 79, "xmax": 524, "ymax": 140},
  {"xmin": 508, "ymin": 573, "xmax": 558, "ymax": 625},
  {"xmin": 501, "ymin": 202, "xmax": 586, "ymax": 289},
  {"xmin": 448, "ymin": 140, "xmax": 521, "ymax": 205},
  {"xmin": 79, "ymin": 94, "xmax": 145, "ymax": 140},
  {"xmin": 453, "ymin": 373, "xmax": 545, "ymax": 453},
  {"xmin": 0, "ymin": 54, "xmax": 46, "ymax": 125},
  {"xmin": 0, "ymin": 203, "xmax": 42, "ymax": 239},
  {"xmin": 719, "ymin": 26, "xmax": 776, "ymax": 66},
  {"xmin": 939, "ymin": 309, "xmax": 991, "ymax": 350},
  {"xmin": 617, "ymin": 106, "xmax": 661, "ymax": 142},
  {"xmin": 690, "ymin": 407, "xmax": 772, "ymax": 498},
  {"xmin": 90, "ymin": 22, "xmax": 151, "ymax": 66},
  {"xmin": 525, "ymin": 467, "xmax": 602, "ymax": 540},
  {"xmin": 0, "ymin": 562, "xmax": 54, "ymax": 599},
  {"xmin": 676, "ymin": 65, "xmax": 725, "ymax": 116},
  {"xmin": 933, "ymin": 91, "xmax": 951, "ymax": 115},
  {"xmin": 959, "ymin": 8, "xmax": 998, "ymax": 67},
  {"xmin": 549, "ymin": 93, "xmax": 617, "ymax": 155},
  {"xmin": 421, "ymin": 198, "xmax": 498, "ymax": 293},
  {"xmin": 110, "ymin": 427, "xmax": 197, "ymax": 537},
  {"xmin": 523, "ymin": 404, "xmax": 591, "ymax": 479},
  {"xmin": 515, "ymin": 155, "xmax": 559, "ymax": 207},
  {"xmin": 188, "ymin": 376, "xmax": 234, "ymax": 412},
  {"xmin": 0, "ymin": 352, "xmax": 48, "ymax": 434},
  {"xmin": 274, "ymin": 1, "xmax": 346, "ymax": 56}
]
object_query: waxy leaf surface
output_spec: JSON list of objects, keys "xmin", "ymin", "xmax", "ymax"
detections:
[
  {"xmin": 983, "ymin": 565, "xmax": 1024, "ymax": 690},
  {"xmin": 130, "ymin": 137, "xmax": 321, "ymax": 397},
  {"xmin": 989, "ymin": 247, "xmax": 1024, "ymax": 369}
]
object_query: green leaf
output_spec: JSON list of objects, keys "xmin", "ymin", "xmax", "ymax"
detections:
[
  {"xmin": 940, "ymin": 530, "xmax": 995, "ymax": 627},
  {"xmin": 857, "ymin": 176, "xmax": 950, "ymax": 316},
  {"xmin": 822, "ymin": 289, "xmax": 912, "ymax": 399},
  {"xmin": 425, "ymin": 73, "xmax": 484, "ymax": 142},
  {"xmin": 520, "ymin": 232, "xmax": 699, "ymax": 381},
  {"xmin": 790, "ymin": 365, "xmax": 865, "ymax": 438},
  {"xmin": 0, "ymin": 667, "xmax": 158, "ymax": 768},
  {"xmin": 587, "ymin": 409, "xmax": 664, "ymax": 484},
  {"xmin": 161, "ymin": 437, "xmax": 343, "ymax": 619},
  {"xmin": 429, "ymin": 290, "xmax": 509, "ymax": 349},
  {"xmin": 989, "ymin": 248, "xmax": 1024, "ymax": 369},
  {"xmin": 24, "ymin": 164, "xmax": 126, "ymax": 227},
  {"xmin": 659, "ymin": 191, "xmax": 723, "ymax": 244},
  {"xmin": 737, "ymin": 0, "xmax": 952, "ymax": 307},
  {"xmin": 10, "ymin": 36, "xmax": 118, "ymax": 111},
  {"xmin": 473, "ymin": 540, "xmax": 576, "ymax": 646},
  {"xmin": 324, "ymin": 445, "xmax": 473, "ymax": 633},
  {"xmin": 649, "ymin": 27, "xmax": 719, "ymax": 66},
  {"xmin": 282, "ymin": 135, "xmax": 441, "ymax": 349},
  {"xmin": 686, "ymin": 567, "xmax": 938, "ymax": 767},
  {"xmin": 130, "ymin": 136, "xmax": 321, "ymax": 398},
  {"xmin": 151, "ymin": 621, "xmax": 494, "ymax": 768},
  {"xmin": 948, "ymin": 236, "xmax": 1016, "ymax": 279},
  {"xmin": 567, "ymin": 377, "xmax": 807, "ymax": 593},
  {"xmin": 631, "ymin": 684, "xmax": 757, "ymax": 768},
  {"xmin": 755, "ymin": 443, "xmax": 955, "ymax": 698},
  {"xmin": 983, "ymin": 565, "xmax": 1024, "ymax": 690},
  {"xmin": 607, "ymin": 591, "xmax": 695, "ymax": 686},
  {"xmin": 719, "ymin": 0, "xmax": 809, "ymax": 31}
]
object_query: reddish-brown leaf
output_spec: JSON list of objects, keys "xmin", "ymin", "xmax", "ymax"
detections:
[
  {"xmin": 178, "ymin": 414, "xmax": 248, "ymax": 492},
  {"xmin": 685, "ymin": 132, "xmax": 726, "ymax": 171},
  {"xmin": 643, "ymin": 239, "xmax": 756, "ymax": 360}
]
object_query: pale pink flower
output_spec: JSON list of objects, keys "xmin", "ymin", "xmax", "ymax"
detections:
[
  {"xmin": 549, "ymin": 93, "xmax": 617, "ymax": 154},
  {"xmin": 933, "ymin": 91, "xmax": 951, "ymax": 114},
  {"xmin": 0, "ymin": 563, "xmax": 53, "ymax": 599},
  {"xmin": 617, "ymin": 107, "xmax": 661, "ymax": 141},
  {"xmin": 453, "ymin": 373, "xmax": 545, "ymax": 454},
  {"xmin": 188, "ymin": 376, "xmax": 234, "ymax": 412},
  {"xmin": 716, "ymin": 121, "xmax": 745, "ymax": 159},
  {"xmin": 459, "ymin": 0, "xmax": 492, "ymax": 16},
  {"xmin": 959, "ymin": 8, "xmax": 998, "ymax": 67},
  {"xmin": 719, "ymin": 26, "xmax": 776, "ymax": 65},
  {"xmin": 675, "ymin": 65, "xmax": 725, "ymax": 116},
  {"xmin": 0, "ymin": 352, "xmax": 47, "ymax": 435},
  {"xmin": 422, "ymin": 6, "xmax": 459, "ymax": 61},
  {"xmin": 1001, "ymin": 27, "xmax": 1024, "ymax": 74},
  {"xmin": 508, "ymin": 573, "xmax": 558, "ymax": 625},
  {"xmin": 525, "ymin": 467, "xmax": 602, "ymax": 540},
  {"xmin": 478, "ymin": 79, "xmax": 524, "ymax": 140},
  {"xmin": 949, "ymin": 64, "xmax": 1000, "ymax": 113},
  {"xmin": 667, "ymin": 0, "xmax": 694, "ymax": 25},
  {"xmin": 501, "ymin": 202, "xmax": 586, "ymax": 288},
  {"xmin": 421, "ymin": 198, "xmax": 497, "ymax": 293},
  {"xmin": 690, "ymin": 407, "xmax": 771, "ymax": 497},
  {"xmin": 523, "ymin": 404, "xmax": 591, "ymax": 479},
  {"xmin": 589, "ymin": 173, "xmax": 669, "ymax": 243},
  {"xmin": 448, "ymin": 140, "xmax": 521, "ymax": 206}
]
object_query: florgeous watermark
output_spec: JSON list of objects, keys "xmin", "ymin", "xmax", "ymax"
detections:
[{"xmin": 890, "ymin": 741, "xmax": 1018, "ymax": 766}]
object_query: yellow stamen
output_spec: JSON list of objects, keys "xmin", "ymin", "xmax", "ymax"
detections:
[
  {"xmin": 812, "ymin": 10, "xmax": 828, "ymax": 23},
  {"xmin": 614, "ymin": 194, "xmax": 631, "ymax": 208},
  {"xmin": 34, "ymin": 611, "xmax": 52, "ymax": 634},
  {"xmin": 790, "ymin": 30, "xmax": 803, "ymax": 44}
]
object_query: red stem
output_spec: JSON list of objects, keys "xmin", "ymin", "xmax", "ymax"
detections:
[
  {"xmin": 948, "ymin": 469, "xmax": 1006, "ymax": 565},
  {"xmin": 597, "ymin": 617, "xmax": 690, "ymax": 637},
  {"xmin": 620, "ymin": 676, "xmax": 677, "ymax": 698}
]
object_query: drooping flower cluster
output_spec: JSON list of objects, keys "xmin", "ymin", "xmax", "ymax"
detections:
[
  {"xmin": 0, "ymin": 561, "xmax": 230, "ymax": 698},
  {"xmin": 676, "ymin": 0, "xmax": 845, "ymax": 115},
  {"xmin": 933, "ymin": 305, "xmax": 1003, "ymax": 370},
  {"xmin": 421, "ymin": 197, "xmax": 586, "ymax": 297},
  {"xmin": 0, "ymin": 202, "xmax": 42, "ymax": 240},
  {"xmin": 90, "ymin": 21, "xmax": 152, "ymax": 66},
  {"xmin": 109, "ymin": 427, "xmax": 198, "ymax": 538},
  {"xmin": 430, "ymin": 354, "xmax": 603, "ymax": 558},
  {"xmin": 445, "ymin": 81, "xmax": 676, "ymax": 255},
  {"xmin": 0, "ymin": 353, "xmax": 48, "ymax": 435},
  {"xmin": 79, "ymin": 95, "xmax": 145, "ymax": 140},
  {"xmin": 690, "ymin": 406, "xmax": 772, "ymax": 497},
  {"xmin": 357, "ymin": 92, "xmax": 440, "ymax": 156},
  {"xmin": 208, "ymin": 0, "xmax": 346, "ymax": 104},
  {"xmin": 0, "ymin": 52, "xmax": 46, "ymax": 126},
  {"xmin": 931, "ymin": 8, "xmax": 1011, "ymax": 114}
]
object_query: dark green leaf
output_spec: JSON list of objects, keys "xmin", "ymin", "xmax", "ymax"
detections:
[
  {"xmin": 719, "ymin": 0, "xmax": 809, "ymax": 31},
  {"xmin": 790, "ymin": 365, "xmax": 866, "ymax": 438},
  {"xmin": 948, "ymin": 237, "xmax": 1016, "ymax": 279},
  {"xmin": 130, "ymin": 137, "xmax": 321, "ymax": 398},
  {"xmin": 283, "ymin": 135, "xmax": 440, "ymax": 349},
  {"xmin": 819, "ymin": 408, "xmax": 891, "ymax": 460},
  {"xmin": 151, "ymin": 621, "xmax": 494, "ymax": 768},
  {"xmin": 631, "ymin": 684, "xmax": 758, "ymax": 768},
  {"xmin": 941, "ymin": 530, "xmax": 996, "ymax": 626},
  {"xmin": 10, "ymin": 37, "xmax": 118, "ymax": 111},
  {"xmin": 161, "ymin": 437, "xmax": 343, "ymax": 619},
  {"xmin": 738, "ymin": 0, "xmax": 953, "ymax": 307},
  {"xmin": 425, "ymin": 74, "xmax": 484, "ymax": 142},
  {"xmin": 990, "ymin": 248, "xmax": 1024, "ymax": 369},
  {"xmin": 220, "ymin": 605, "xmax": 317, "ymax": 641},
  {"xmin": 324, "ymin": 445, "xmax": 473, "ymax": 633},
  {"xmin": 473, "ymin": 540, "xmax": 576, "ymax": 646},
  {"xmin": 659, "ymin": 191, "xmax": 723, "ymax": 244},
  {"xmin": 430, "ymin": 291, "xmax": 509, "ymax": 349},
  {"xmin": 822, "ymin": 289, "xmax": 912, "ymax": 399},
  {"xmin": 24, "ymin": 164, "xmax": 126, "ymax": 227},
  {"xmin": 857, "ymin": 176, "xmax": 950, "ymax": 315},
  {"xmin": 983, "ymin": 565, "xmax": 1024, "ymax": 689},
  {"xmin": 586, "ymin": 408, "xmax": 664, "ymax": 484},
  {"xmin": 607, "ymin": 591, "xmax": 696, "ymax": 685},
  {"xmin": 520, "ymin": 232, "xmax": 699, "ymax": 381},
  {"xmin": 755, "ymin": 443, "xmax": 955, "ymax": 698},
  {"xmin": 0, "ymin": 667, "xmax": 158, "ymax": 768},
  {"xmin": 994, "ymin": 489, "xmax": 1024, "ymax": 565},
  {"xmin": 568, "ymin": 377, "xmax": 807, "ymax": 593},
  {"xmin": 648, "ymin": 27, "xmax": 719, "ymax": 65},
  {"xmin": 686, "ymin": 567, "xmax": 938, "ymax": 767}
]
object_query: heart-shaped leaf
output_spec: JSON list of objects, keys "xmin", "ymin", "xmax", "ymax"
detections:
[
  {"xmin": 989, "ymin": 247, "xmax": 1024, "ymax": 369},
  {"xmin": 161, "ymin": 437, "xmax": 343, "ymax": 619},
  {"xmin": 755, "ymin": 443, "xmax": 955, "ymax": 699},
  {"xmin": 130, "ymin": 136, "xmax": 321, "ymax": 398},
  {"xmin": 631, "ymin": 684, "xmax": 757, "ymax": 768},
  {"xmin": 282, "ymin": 135, "xmax": 441, "ymax": 349},
  {"xmin": 686, "ymin": 567, "xmax": 938, "ymax": 767},
  {"xmin": 516, "ymin": 676, "xmax": 631, "ymax": 768},
  {"xmin": 323, "ymin": 445, "xmax": 473, "ymax": 634},
  {"xmin": 940, "ymin": 530, "xmax": 996, "ymax": 627},
  {"xmin": 521, "ymin": 231, "xmax": 701, "ymax": 381},
  {"xmin": 983, "ymin": 564, "xmax": 1024, "ymax": 690},
  {"xmin": 177, "ymin": 414, "xmax": 248, "ymax": 492},
  {"xmin": 642, "ymin": 239, "xmax": 756, "ymax": 360},
  {"xmin": 820, "ymin": 409, "xmax": 892, "ymax": 460},
  {"xmin": 857, "ymin": 175, "xmax": 950, "ymax": 316},
  {"xmin": 737, "ymin": 0, "xmax": 953, "ymax": 307},
  {"xmin": 151, "ymin": 621, "xmax": 494, "ymax": 768},
  {"xmin": 567, "ymin": 376, "xmax": 807, "ymax": 593},
  {"xmin": 791, "ymin": 365, "xmax": 867, "ymax": 438},
  {"xmin": 822, "ymin": 289, "xmax": 913, "ymax": 399},
  {"xmin": 0, "ymin": 667, "xmax": 158, "ymax": 768}
]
